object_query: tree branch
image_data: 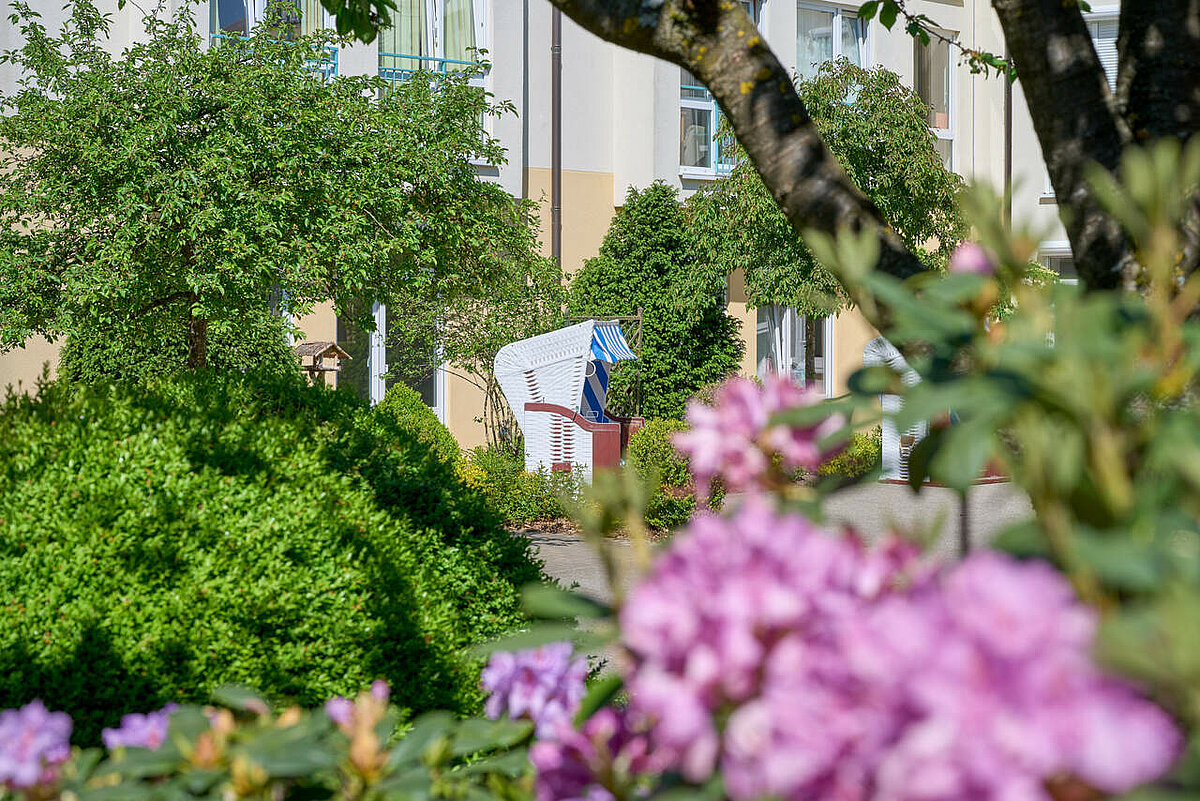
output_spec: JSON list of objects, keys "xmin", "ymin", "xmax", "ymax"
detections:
[
  {"xmin": 1117, "ymin": 0, "xmax": 1200, "ymax": 275},
  {"xmin": 544, "ymin": 0, "xmax": 929, "ymax": 333},
  {"xmin": 992, "ymin": 0, "xmax": 1132, "ymax": 289}
]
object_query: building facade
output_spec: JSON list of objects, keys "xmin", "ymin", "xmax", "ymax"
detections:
[{"xmin": 1, "ymin": 0, "xmax": 1095, "ymax": 448}]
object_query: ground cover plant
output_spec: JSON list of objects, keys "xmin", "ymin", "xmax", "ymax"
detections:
[
  {"xmin": 460, "ymin": 446, "xmax": 584, "ymax": 528},
  {"xmin": 0, "ymin": 372, "xmax": 542, "ymax": 745}
]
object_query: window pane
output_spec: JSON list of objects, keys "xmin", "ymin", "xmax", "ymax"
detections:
[
  {"xmin": 380, "ymin": 0, "xmax": 430, "ymax": 62},
  {"xmin": 802, "ymin": 315, "xmax": 826, "ymax": 391},
  {"xmin": 839, "ymin": 15, "xmax": 864, "ymax": 67},
  {"xmin": 336, "ymin": 299, "xmax": 372, "ymax": 403},
  {"xmin": 756, "ymin": 306, "xmax": 783, "ymax": 381},
  {"xmin": 1091, "ymin": 19, "xmax": 1118, "ymax": 89},
  {"xmin": 443, "ymin": 0, "xmax": 475, "ymax": 63},
  {"xmin": 680, "ymin": 67, "xmax": 710, "ymax": 100},
  {"xmin": 680, "ymin": 107, "xmax": 712, "ymax": 168},
  {"xmin": 797, "ymin": 8, "xmax": 834, "ymax": 82},
  {"xmin": 915, "ymin": 39, "xmax": 951, "ymax": 130},
  {"xmin": 213, "ymin": 0, "xmax": 249, "ymax": 34},
  {"xmin": 933, "ymin": 136, "xmax": 952, "ymax": 171},
  {"xmin": 1042, "ymin": 254, "xmax": 1078, "ymax": 282}
]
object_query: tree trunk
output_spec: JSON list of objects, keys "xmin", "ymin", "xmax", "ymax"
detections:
[{"xmin": 187, "ymin": 310, "xmax": 208, "ymax": 369}]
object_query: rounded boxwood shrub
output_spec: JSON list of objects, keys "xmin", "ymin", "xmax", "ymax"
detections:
[
  {"xmin": 626, "ymin": 419, "xmax": 697, "ymax": 531},
  {"xmin": 0, "ymin": 372, "xmax": 542, "ymax": 745},
  {"xmin": 373, "ymin": 383, "xmax": 461, "ymax": 465}
]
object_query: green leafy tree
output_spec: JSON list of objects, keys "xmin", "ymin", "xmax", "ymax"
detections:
[
  {"xmin": 568, "ymin": 182, "xmax": 743, "ymax": 419},
  {"xmin": 0, "ymin": 0, "xmax": 539, "ymax": 377},
  {"xmin": 688, "ymin": 60, "xmax": 966, "ymax": 318}
]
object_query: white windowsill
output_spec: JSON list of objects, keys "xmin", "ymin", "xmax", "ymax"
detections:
[{"xmin": 679, "ymin": 166, "xmax": 719, "ymax": 180}]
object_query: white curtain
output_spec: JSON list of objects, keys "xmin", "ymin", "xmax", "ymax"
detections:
[
  {"xmin": 380, "ymin": 0, "xmax": 429, "ymax": 58},
  {"xmin": 443, "ymin": 0, "xmax": 475, "ymax": 62},
  {"xmin": 297, "ymin": 0, "xmax": 324, "ymax": 35},
  {"xmin": 797, "ymin": 8, "xmax": 833, "ymax": 82},
  {"xmin": 839, "ymin": 15, "xmax": 864, "ymax": 67}
]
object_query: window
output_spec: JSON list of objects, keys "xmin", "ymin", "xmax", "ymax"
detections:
[
  {"xmin": 1038, "ymin": 243, "xmax": 1078, "ymax": 284},
  {"xmin": 210, "ymin": 0, "xmax": 327, "ymax": 38},
  {"xmin": 679, "ymin": 2, "xmax": 755, "ymax": 174},
  {"xmin": 756, "ymin": 306, "xmax": 834, "ymax": 395},
  {"xmin": 378, "ymin": 0, "xmax": 487, "ymax": 81},
  {"xmin": 796, "ymin": 3, "xmax": 866, "ymax": 83},
  {"xmin": 914, "ymin": 36, "xmax": 953, "ymax": 171},
  {"xmin": 336, "ymin": 301, "xmax": 445, "ymax": 417},
  {"xmin": 1089, "ymin": 18, "xmax": 1118, "ymax": 89}
]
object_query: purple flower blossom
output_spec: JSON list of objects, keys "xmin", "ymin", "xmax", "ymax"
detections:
[
  {"xmin": 673, "ymin": 375, "xmax": 844, "ymax": 498},
  {"xmin": 618, "ymin": 502, "xmax": 1181, "ymax": 801},
  {"xmin": 325, "ymin": 696, "xmax": 355, "ymax": 729},
  {"xmin": 530, "ymin": 708, "xmax": 664, "ymax": 801},
  {"xmin": 949, "ymin": 242, "xmax": 994, "ymax": 275},
  {"xmin": 0, "ymin": 700, "xmax": 72, "ymax": 789},
  {"xmin": 101, "ymin": 704, "xmax": 179, "ymax": 751},
  {"xmin": 482, "ymin": 643, "xmax": 588, "ymax": 738}
]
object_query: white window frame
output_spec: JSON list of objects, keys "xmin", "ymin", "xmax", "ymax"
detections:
[
  {"xmin": 913, "ymin": 33, "xmax": 955, "ymax": 174},
  {"xmin": 756, "ymin": 306, "xmax": 836, "ymax": 398},
  {"xmin": 679, "ymin": 1, "xmax": 758, "ymax": 177},
  {"xmin": 364, "ymin": 301, "xmax": 447, "ymax": 421},
  {"xmin": 795, "ymin": 1, "xmax": 872, "ymax": 81},
  {"xmin": 1038, "ymin": 240, "xmax": 1077, "ymax": 285}
]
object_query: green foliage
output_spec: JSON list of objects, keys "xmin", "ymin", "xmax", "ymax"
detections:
[
  {"xmin": 568, "ymin": 182, "xmax": 744, "ymax": 419},
  {"xmin": 826, "ymin": 141, "xmax": 1200, "ymax": 772},
  {"xmin": 626, "ymin": 419, "xmax": 697, "ymax": 530},
  {"xmin": 688, "ymin": 60, "xmax": 966, "ymax": 316},
  {"xmin": 816, "ymin": 427, "xmax": 882, "ymax": 480},
  {"xmin": 374, "ymin": 383, "xmax": 461, "ymax": 465},
  {"xmin": 58, "ymin": 306, "xmax": 298, "ymax": 384},
  {"xmin": 52, "ymin": 695, "xmax": 535, "ymax": 801},
  {"xmin": 0, "ymin": 0, "xmax": 539, "ymax": 375},
  {"xmin": 0, "ymin": 372, "xmax": 542, "ymax": 745},
  {"xmin": 462, "ymin": 447, "xmax": 584, "ymax": 527}
]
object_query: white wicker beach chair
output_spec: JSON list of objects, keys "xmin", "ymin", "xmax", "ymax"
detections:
[{"xmin": 494, "ymin": 320, "xmax": 643, "ymax": 481}]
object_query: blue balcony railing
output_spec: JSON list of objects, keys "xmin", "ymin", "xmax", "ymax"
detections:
[
  {"xmin": 378, "ymin": 52, "xmax": 480, "ymax": 88},
  {"xmin": 210, "ymin": 32, "xmax": 338, "ymax": 81}
]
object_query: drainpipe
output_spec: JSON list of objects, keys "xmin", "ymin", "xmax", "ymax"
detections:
[{"xmin": 551, "ymin": 7, "xmax": 562, "ymax": 268}]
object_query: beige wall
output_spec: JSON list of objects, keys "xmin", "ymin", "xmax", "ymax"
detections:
[
  {"xmin": 525, "ymin": 167, "xmax": 616, "ymax": 274},
  {"xmin": 444, "ymin": 371, "xmax": 489, "ymax": 451},
  {"xmin": 726, "ymin": 269, "xmax": 759, "ymax": 379},
  {"xmin": 831, "ymin": 307, "xmax": 879, "ymax": 397},
  {"xmin": 0, "ymin": 337, "xmax": 61, "ymax": 394}
]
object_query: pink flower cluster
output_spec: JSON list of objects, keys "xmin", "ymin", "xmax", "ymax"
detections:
[
  {"xmin": 102, "ymin": 703, "xmax": 179, "ymax": 751},
  {"xmin": 618, "ymin": 501, "xmax": 1181, "ymax": 801},
  {"xmin": 529, "ymin": 708, "xmax": 664, "ymax": 801},
  {"xmin": 481, "ymin": 643, "xmax": 588, "ymax": 737},
  {"xmin": 673, "ymin": 375, "xmax": 843, "ymax": 498},
  {"xmin": 0, "ymin": 700, "xmax": 71, "ymax": 789}
]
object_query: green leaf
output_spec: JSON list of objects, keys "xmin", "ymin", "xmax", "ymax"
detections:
[
  {"xmin": 522, "ymin": 583, "xmax": 611, "ymax": 621},
  {"xmin": 857, "ymin": 0, "xmax": 879, "ymax": 20},
  {"xmin": 387, "ymin": 712, "xmax": 454, "ymax": 769},
  {"xmin": 450, "ymin": 718, "xmax": 534, "ymax": 757},
  {"xmin": 211, "ymin": 685, "xmax": 272, "ymax": 715},
  {"xmin": 575, "ymin": 674, "xmax": 624, "ymax": 726},
  {"xmin": 878, "ymin": 0, "xmax": 898, "ymax": 29}
]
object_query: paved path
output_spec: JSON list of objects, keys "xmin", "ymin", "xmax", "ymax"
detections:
[{"xmin": 524, "ymin": 481, "xmax": 1033, "ymax": 604}]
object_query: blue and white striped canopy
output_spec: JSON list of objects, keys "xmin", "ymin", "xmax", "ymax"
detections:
[{"xmin": 589, "ymin": 322, "xmax": 637, "ymax": 363}]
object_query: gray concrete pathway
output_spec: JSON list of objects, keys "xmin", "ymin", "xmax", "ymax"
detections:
[{"xmin": 523, "ymin": 481, "xmax": 1034, "ymax": 604}]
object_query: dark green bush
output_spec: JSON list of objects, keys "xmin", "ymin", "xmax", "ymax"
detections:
[
  {"xmin": 817, "ymin": 426, "xmax": 883, "ymax": 480},
  {"xmin": 462, "ymin": 447, "xmax": 583, "ymax": 527},
  {"xmin": 58, "ymin": 306, "xmax": 298, "ymax": 384},
  {"xmin": 0, "ymin": 372, "xmax": 542, "ymax": 744},
  {"xmin": 627, "ymin": 419, "xmax": 700, "ymax": 531},
  {"xmin": 374, "ymin": 383, "xmax": 461, "ymax": 465}
]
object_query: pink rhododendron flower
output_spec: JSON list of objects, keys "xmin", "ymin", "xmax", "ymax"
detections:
[
  {"xmin": 102, "ymin": 703, "xmax": 179, "ymax": 751},
  {"xmin": 949, "ymin": 242, "xmax": 994, "ymax": 275},
  {"xmin": 482, "ymin": 643, "xmax": 588, "ymax": 737},
  {"xmin": 530, "ymin": 708, "xmax": 664, "ymax": 801},
  {"xmin": 673, "ymin": 375, "xmax": 844, "ymax": 498},
  {"xmin": 614, "ymin": 502, "xmax": 1180, "ymax": 801},
  {"xmin": 0, "ymin": 700, "xmax": 72, "ymax": 790}
]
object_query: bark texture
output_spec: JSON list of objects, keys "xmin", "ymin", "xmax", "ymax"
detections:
[
  {"xmin": 544, "ymin": 0, "xmax": 927, "ymax": 332},
  {"xmin": 992, "ymin": 0, "xmax": 1132, "ymax": 289}
]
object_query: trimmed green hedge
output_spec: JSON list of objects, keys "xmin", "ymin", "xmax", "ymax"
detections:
[
  {"xmin": 627, "ymin": 419, "xmax": 699, "ymax": 531},
  {"xmin": 374, "ymin": 383, "xmax": 462, "ymax": 465},
  {"xmin": 0, "ymin": 373, "xmax": 542, "ymax": 744}
]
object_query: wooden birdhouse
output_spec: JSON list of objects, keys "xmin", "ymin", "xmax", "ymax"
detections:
[{"xmin": 292, "ymin": 341, "xmax": 351, "ymax": 386}]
